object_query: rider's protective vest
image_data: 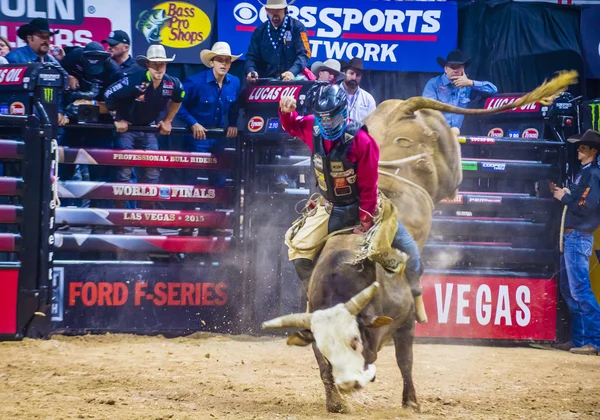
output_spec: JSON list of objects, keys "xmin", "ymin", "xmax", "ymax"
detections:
[{"xmin": 311, "ymin": 120, "xmax": 363, "ymax": 206}]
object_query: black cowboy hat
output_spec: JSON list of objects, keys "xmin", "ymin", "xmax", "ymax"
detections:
[
  {"xmin": 340, "ymin": 57, "xmax": 369, "ymax": 73},
  {"xmin": 17, "ymin": 18, "xmax": 59, "ymax": 40},
  {"xmin": 568, "ymin": 129, "xmax": 600, "ymax": 148},
  {"xmin": 436, "ymin": 49, "xmax": 471, "ymax": 68}
]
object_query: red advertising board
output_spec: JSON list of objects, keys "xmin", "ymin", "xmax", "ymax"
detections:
[
  {"xmin": 416, "ymin": 275, "xmax": 557, "ymax": 341},
  {"xmin": 0, "ymin": 269, "xmax": 18, "ymax": 334}
]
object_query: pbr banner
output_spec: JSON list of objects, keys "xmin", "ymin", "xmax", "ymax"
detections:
[
  {"xmin": 581, "ymin": 6, "xmax": 600, "ymax": 79},
  {"xmin": 218, "ymin": 0, "xmax": 458, "ymax": 72},
  {"xmin": 52, "ymin": 263, "xmax": 240, "ymax": 334},
  {"xmin": 416, "ymin": 275, "xmax": 557, "ymax": 341},
  {"xmin": 131, "ymin": 0, "xmax": 216, "ymax": 64},
  {"xmin": 0, "ymin": 0, "xmax": 131, "ymax": 52}
]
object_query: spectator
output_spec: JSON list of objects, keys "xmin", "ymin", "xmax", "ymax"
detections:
[
  {"xmin": 177, "ymin": 42, "xmax": 241, "ymax": 235},
  {"xmin": 104, "ymin": 45, "xmax": 184, "ymax": 235},
  {"xmin": 311, "ymin": 59, "xmax": 344, "ymax": 83},
  {"xmin": 0, "ymin": 36, "xmax": 11, "ymax": 64},
  {"xmin": 339, "ymin": 57, "xmax": 376, "ymax": 123},
  {"xmin": 102, "ymin": 30, "xmax": 142, "ymax": 75},
  {"xmin": 422, "ymin": 50, "xmax": 498, "ymax": 129},
  {"xmin": 6, "ymin": 18, "xmax": 68, "ymax": 126},
  {"xmin": 245, "ymin": 0, "xmax": 310, "ymax": 83},
  {"xmin": 550, "ymin": 129, "xmax": 600, "ymax": 355}
]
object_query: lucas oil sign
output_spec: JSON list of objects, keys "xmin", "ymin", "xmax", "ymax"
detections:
[
  {"xmin": 218, "ymin": 0, "xmax": 457, "ymax": 72},
  {"xmin": 131, "ymin": 0, "xmax": 215, "ymax": 63}
]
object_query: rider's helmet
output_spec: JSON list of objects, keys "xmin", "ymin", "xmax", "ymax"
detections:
[{"xmin": 312, "ymin": 83, "xmax": 348, "ymax": 141}]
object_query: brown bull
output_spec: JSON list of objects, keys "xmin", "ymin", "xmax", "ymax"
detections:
[{"xmin": 263, "ymin": 71, "xmax": 577, "ymax": 414}]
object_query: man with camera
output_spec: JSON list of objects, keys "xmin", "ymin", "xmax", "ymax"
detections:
[{"xmin": 104, "ymin": 45, "xmax": 184, "ymax": 235}]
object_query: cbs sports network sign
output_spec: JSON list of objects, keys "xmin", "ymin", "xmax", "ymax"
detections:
[{"xmin": 217, "ymin": 0, "xmax": 457, "ymax": 72}]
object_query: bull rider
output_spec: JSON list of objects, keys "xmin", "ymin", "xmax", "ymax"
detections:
[{"xmin": 278, "ymin": 84, "xmax": 428, "ymax": 323}]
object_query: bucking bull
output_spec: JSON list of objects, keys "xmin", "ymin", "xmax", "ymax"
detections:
[{"xmin": 262, "ymin": 72, "xmax": 577, "ymax": 413}]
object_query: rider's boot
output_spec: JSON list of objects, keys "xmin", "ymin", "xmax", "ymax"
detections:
[{"xmin": 405, "ymin": 266, "xmax": 427, "ymax": 324}]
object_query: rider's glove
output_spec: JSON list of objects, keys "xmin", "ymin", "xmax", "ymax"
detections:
[{"xmin": 354, "ymin": 208, "xmax": 374, "ymax": 234}]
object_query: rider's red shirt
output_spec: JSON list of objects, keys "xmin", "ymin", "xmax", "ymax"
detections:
[{"xmin": 279, "ymin": 109, "xmax": 379, "ymax": 216}]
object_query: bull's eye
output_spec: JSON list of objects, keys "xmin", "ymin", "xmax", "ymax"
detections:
[{"xmin": 350, "ymin": 335, "xmax": 360, "ymax": 351}]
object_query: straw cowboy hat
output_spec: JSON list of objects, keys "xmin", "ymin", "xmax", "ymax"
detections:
[
  {"xmin": 258, "ymin": 0, "xmax": 295, "ymax": 9},
  {"xmin": 135, "ymin": 44, "xmax": 175, "ymax": 67},
  {"xmin": 200, "ymin": 42, "xmax": 242, "ymax": 67}
]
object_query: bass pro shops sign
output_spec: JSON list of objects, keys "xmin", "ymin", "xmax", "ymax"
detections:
[{"xmin": 218, "ymin": 0, "xmax": 458, "ymax": 72}]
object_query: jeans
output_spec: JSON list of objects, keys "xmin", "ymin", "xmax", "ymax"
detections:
[
  {"xmin": 186, "ymin": 136, "xmax": 227, "ymax": 187},
  {"xmin": 560, "ymin": 230, "xmax": 600, "ymax": 348},
  {"xmin": 116, "ymin": 131, "xmax": 160, "ymax": 184}
]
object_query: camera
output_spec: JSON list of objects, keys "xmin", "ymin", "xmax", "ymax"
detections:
[{"xmin": 77, "ymin": 104, "xmax": 100, "ymax": 123}]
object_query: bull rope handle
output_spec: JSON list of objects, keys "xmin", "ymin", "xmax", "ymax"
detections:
[{"xmin": 559, "ymin": 204, "xmax": 568, "ymax": 253}]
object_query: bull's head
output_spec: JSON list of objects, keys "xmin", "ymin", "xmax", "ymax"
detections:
[{"xmin": 262, "ymin": 282, "xmax": 392, "ymax": 392}]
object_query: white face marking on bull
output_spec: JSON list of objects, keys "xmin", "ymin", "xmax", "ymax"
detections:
[{"xmin": 310, "ymin": 304, "xmax": 376, "ymax": 392}]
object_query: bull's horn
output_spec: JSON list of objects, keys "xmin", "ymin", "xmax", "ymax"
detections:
[
  {"xmin": 261, "ymin": 313, "xmax": 312, "ymax": 329},
  {"xmin": 344, "ymin": 282, "xmax": 381, "ymax": 316}
]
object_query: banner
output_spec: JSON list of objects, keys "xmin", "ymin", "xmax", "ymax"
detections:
[
  {"xmin": 0, "ymin": 268, "xmax": 18, "ymax": 334},
  {"xmin": 416, "ymin": 275, "xmax": 557, "ymax": 340},
  {"xmin": 581, "ymin": 6, "xmax": 600, "ymax": 79},
  {"xmin": 131, "ymin": 0, "xmax": 215, "ymax": 64},
  {"xmin": 217, "ymin": 0, "xmax": 457, "ymax": 72},
  {"xmin": 0, "ymin": 0, "xmax": 131, "ymax": 52},
  {"xmin": 52, "ymin": 263, "xmax": 240, "ymax": 334}
]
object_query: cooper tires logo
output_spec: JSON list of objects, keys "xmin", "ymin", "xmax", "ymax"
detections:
[{"xmin": 234, "ymin": 2, "xmax": 258, "ymax": 24}]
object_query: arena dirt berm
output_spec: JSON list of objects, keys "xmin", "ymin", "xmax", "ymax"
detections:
[{"xmin": 1, "ymin": 333, "xmax": 599, "ymax": 419}]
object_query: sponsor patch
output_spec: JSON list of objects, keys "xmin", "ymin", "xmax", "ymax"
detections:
[
  {"xmin": 313, "ymin": 155, "xmax": 323, "ymax": 170},
  {"xmin": 315, "ymin": 169, "xmax": 327, "ymax": 191},
  {"xmin": 334, "ymin": 178, "xmax": 348, "ymax": 189},
  {"xmin": 462, "ymin": 161, "xmax": 478, "ymax": 171},
  {"xmin": 300, "ymin": 32, "xmax": 311, "ymax": 57},
  {"xmin": 487, "ymin": 128, "xmax": 504, "ymax": 137},
  {"xmin": 330, "ymin": 162, "xmax": 343, "ymax": 172},
  {"xmin": 347, "ymin": 175, "xmax": 357, "ymax": 184},
  {"xmin": 330, "ymin": 169, "xmax": 355, "ymax": 178},
  {"xmin": 163, "ymin": 81, "xmax": 174, "ymax": 89},
  {"xmin": 162, "ymin": 89, "xmax": 173, "ymax": 96},
  {"xmin": 9, "ymin": 102, "xmax": 25, "ymax": 115},
  {"xmin": 247, "ymin": 116, "xmax": 264, "ymax": 132},
  {"xmin": 481, "ymin": 162, "xmax": 506, "ymax": 172},
  {"xmin": 522, "ymin": 128, "xmax": 539, "ymax": 138}
]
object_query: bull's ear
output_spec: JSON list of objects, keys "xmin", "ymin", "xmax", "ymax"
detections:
[
  {"xmin": 286, "ymin": 330, "xmax": 314, "ymax": 346},
  {"xmin": 364, "ymin": 316, "xmax": 393, "ymax": 328}
]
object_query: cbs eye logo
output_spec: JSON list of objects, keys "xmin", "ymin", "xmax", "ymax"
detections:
[{"xmin": 234, "ymin": 2, "xmax": 258, "ymax": 24}]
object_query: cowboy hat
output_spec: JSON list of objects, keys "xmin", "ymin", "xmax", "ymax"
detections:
[
  {"xmin": 200, "ymin": 42, "xmax": 242, "ymax": 67},
  {"xmin": 340, "ymin": 57, "xmax": 369, "ymax": 73},
  {"xmin": 567, "ymin": 130, "xmax": 600, "ymax": 148},
  {"xmin": 17, "ymin": 18, "xmax": 59, "ymax": 40},
  {"xmin": 437, "ymin": 50, "xmax": 471, "ymax": 68},
  {"xmin": 135, "ymin": 44, "xmax": 176, "ymax": 67},
  {"xmin": 258, "ymin": 0, "xmax": 295, "ymax": 9}
]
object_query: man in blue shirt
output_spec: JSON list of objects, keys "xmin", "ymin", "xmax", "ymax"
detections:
[
  {"xmin": 6, "ymin": 18, "xmax": 68, "ymax": 126},
  {"xmin": 422, "ymin": 50, "xmax": 498, "ymax": 129},
  {"xmin": 176, "ymin": 41, "xmax": 241, "ymax": 235}
]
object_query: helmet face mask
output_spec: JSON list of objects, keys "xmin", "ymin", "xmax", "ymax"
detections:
[{"xmin": 312, "ymin": 84, "xmax": 348, "ymax": 140}]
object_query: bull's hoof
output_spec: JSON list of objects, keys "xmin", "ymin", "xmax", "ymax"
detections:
[
  {"xmin": 326, "ymin": 398, "xmax": 349, "ymax": 414},
  {"xmin": 403, "ymin": 400, "xmax": 421, "ymax": 413}
]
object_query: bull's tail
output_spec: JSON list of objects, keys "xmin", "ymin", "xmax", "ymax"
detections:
[{"xmin": 395, "ymin": 70, "xmax": 578, "ymax": 119}]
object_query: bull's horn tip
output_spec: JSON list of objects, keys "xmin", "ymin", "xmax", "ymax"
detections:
[{"xmin": 372, "ymin": 282, "xmax": 381, "ymax": 289}]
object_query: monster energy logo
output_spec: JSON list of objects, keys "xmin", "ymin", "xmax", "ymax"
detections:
[
  {"xmin": 591, "ymin": 103, "xmax": 600, "ymax": 131},
  {"xmin": 43, "ymin": 88, "xmax": 53, "ymax": 103}
]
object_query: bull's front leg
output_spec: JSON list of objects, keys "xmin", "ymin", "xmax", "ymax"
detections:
[
  {"xmin": 312, "ymin": 343, "xmax": 348, "ymax": 413},
  {"xmin": 392, "ymin": 322, "xmax": 420, "ymax": 412}
]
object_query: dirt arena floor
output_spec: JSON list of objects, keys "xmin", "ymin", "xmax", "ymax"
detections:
[{"xmin": 1, "ymin": 333, "xmax": 600, "ymax": 420}]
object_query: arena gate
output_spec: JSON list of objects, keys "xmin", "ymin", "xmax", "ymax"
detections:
[{"xmin": 0, "ymin": 73, "xmax": 571, "ymax": 342}]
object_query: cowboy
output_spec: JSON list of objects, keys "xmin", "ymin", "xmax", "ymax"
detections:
[
  {"xmin": 177, "ymin": 42, "xmax": 242, "ymax": 235},
  {"xmin": 102, "ymin": 30, "xmax": 142, "ymax": 75},
  {"xmin": 245, "ymin": 0, "xmax": 310, "ymax": 82},
  {"xmin": 339, "ymin": 57, "xmax": 376, "ymax": 123},
  {"xmin": 278, "ymin": 84, "xmax": 427, "ymax": 323},
  {"xmin": 550, "ymin": 129, "xmax": 600, "ymax": 355},
  {"xmin": 422, "ymin": 49, "xmax": 498, "ymax": 129},
  {"xmin": 6, "ymin": 18, "xmax": 68, "ymax": 126},
  {"xmin": 310, "ymin": 59, "xmax": 344, "ymax": 83},
  {"xmin": 104, "ymin": 45, "xmax": 185, "ymax": 234}
]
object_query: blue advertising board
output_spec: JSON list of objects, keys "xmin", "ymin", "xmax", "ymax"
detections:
[
  {"xmin": 581, "ymin": 6, "xmax": 600, "ymax": 79},
  {"xmin": 131, "ymin": 0, "xmax": 216, "ymax": 64},
  {"xmin": 217, "ymin": 0, "xmax": 457, "ymax": 72}
]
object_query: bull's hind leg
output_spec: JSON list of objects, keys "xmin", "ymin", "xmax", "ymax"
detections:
[
  {"xmin": 312, "ymin": 343, "xmax": 348, "ymax": 413},
  {"xmin": 393, "ymin": 323, "xmax": 420, "ymax": 412}
]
